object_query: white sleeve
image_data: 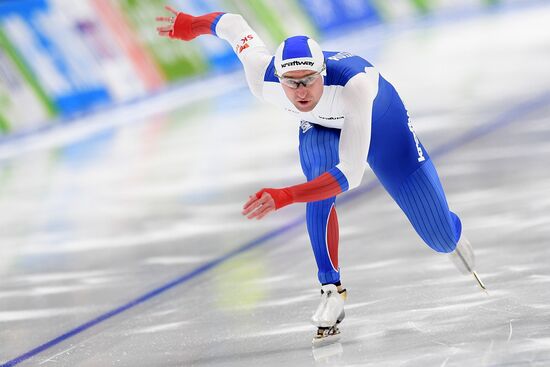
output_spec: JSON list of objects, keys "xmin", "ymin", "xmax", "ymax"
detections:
[
  {"xmin": 214, "ymin": 14, "xmax": 272, "ymax": 100},
  {"xmin": 335, "ymin": 70, "xmax": 379, "ymax": 190}
]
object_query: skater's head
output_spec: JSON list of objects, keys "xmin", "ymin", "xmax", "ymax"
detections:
[{"xmin": 275, "ymin": 36, "xmax": 325, "ymax": 112}]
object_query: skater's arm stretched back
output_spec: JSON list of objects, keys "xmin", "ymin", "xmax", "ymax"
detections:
[
  {"xmin": 335, "ymin": 72, "xmax": 375, "ymax": 190},
  {"xmin": 156, "ymin": 7, "xmax": 272, "ymax": 100}
]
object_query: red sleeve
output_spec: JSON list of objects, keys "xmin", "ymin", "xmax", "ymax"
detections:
[{"xmin": 256, "ymin": 168, "xmax": 349, "ymax": 210}]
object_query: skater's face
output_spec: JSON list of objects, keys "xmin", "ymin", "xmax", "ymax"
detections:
[{"xmin": 280, "ymin": 69, "xmax": 324, "ymax": 112}]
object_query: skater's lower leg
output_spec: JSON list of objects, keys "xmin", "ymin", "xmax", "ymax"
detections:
[
  {"xmin": 306, "ymin": 199, "xmax": 340, "ymax": 283},
  {"xmin": 371, "ymin": 154, "xmax": 484, "ymax": 287},
  {"xmin": 390, "ymin": 160, "xmax": 461, "ymax": 253},
  {"xmin": 303, "ymin": 198, "xmax": 348, "ymax": 341}
]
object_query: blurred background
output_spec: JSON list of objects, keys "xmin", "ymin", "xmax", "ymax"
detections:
[
  {"xmin": 1, "ymin": 1, "xmax": 550, "ymax": 366},
  {"xmin": 0, "ymin": 0, "xmax": 538, "ymax": 136}
]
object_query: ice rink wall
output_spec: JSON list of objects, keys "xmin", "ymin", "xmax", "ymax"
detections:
[{"xmin": 0, "ymin": 0, "xmax": 533, "ymax": 137}]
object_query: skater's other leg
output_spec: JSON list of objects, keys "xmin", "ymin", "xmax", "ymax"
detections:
[
  {"xmin": 368, "ymin": 93, "xmax": 484, "ymax": 288},
  {"xmin": 367, "ymin": 94, "xmax": 462, "ymax": 253},
  {"xmin": 306, "ymin": 198, "xmax": 348, "ymax": 336},
  {"xmin": 373, "ymin": 150, "xmax": 484, "ymax": 286},
  {"xmin": 391, "ymin": 161, "xmax": 485, "ymax": 287}
]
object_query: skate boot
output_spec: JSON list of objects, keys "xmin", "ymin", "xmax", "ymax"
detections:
[
  {"xmin": 449, "ymin": 235, "xmax": 486, "ymax": 290},
  {"xmin": 311, "ymin": 284, "xmax": 347, "ymax": 346}
]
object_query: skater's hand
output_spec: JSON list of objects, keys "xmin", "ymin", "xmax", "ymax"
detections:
[
  {"xmin": 242, "ymin": 191, "xmax": 276, "ymax": 220},
  {"xmin": 242, "ymin": 188, "xmax": 293, "ymax": 220},
  {"xmin": 156, "ymin": 5, "xmax": 197, "ymax": 41},
  {"xmin": 156, "ymin": 5, "xmax": 179, "ymax": 38}
]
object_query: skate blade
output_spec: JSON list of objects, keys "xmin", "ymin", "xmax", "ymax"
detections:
[
  {"xmin": 312, "ymin": 333, "xmax": 341, "ymax": 348},
  {"xmin": 472, "ymin": 271, "xmax": 488, "ymax": 293}
]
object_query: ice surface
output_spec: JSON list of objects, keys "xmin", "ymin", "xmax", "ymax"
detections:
[{"xmin": 1, "ymin": 4, "xmax": 550, "ymax": 367}]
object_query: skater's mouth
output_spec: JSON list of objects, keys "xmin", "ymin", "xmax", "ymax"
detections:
[{"xmin": 294, "ymin": 99, "xmax": 316, "ymax": 112}]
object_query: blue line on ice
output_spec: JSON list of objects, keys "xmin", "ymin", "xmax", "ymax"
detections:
[{"xmin": 1, "ymin": 91, "xmax": 549, "ymax": 367}]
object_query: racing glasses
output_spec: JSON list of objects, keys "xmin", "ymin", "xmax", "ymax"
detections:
[{"xmin": 275, "ymin": 65, "xmax": 326, "ymax": 89}]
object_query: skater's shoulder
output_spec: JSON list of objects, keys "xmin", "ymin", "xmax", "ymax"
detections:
[
  {"xmin": 263, "ymin": 56, "xmax": 278, "ymax": 83},
  {"xmin": 323, "ymin": 51, "xmax": 374, "ymax": 87}
]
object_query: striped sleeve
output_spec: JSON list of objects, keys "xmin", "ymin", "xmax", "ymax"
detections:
[
  {"xmin": 283, "ymin": 168, "xmax": 349, "ymax": 205},
  {"xmin": 214, "ymin": 14, "xmax": 272, "ymax": 100},
  {"xmin": 334, "ymin": 71, "xmax": 378, "ymax": 190}
]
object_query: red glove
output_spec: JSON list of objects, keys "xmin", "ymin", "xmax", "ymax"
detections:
[
  {"xmin": 170, "ymin": 12, "xmax": 224, "ymax": 41},
  {"xmin": 242, "ymin": 171, "xmax": 346, "ymax": 220},
  {"xmin": 242, "ymin": 188, "xmax": 293, "ymax": 220},
  {"xmin": 255, "ymin": 188, "xmax": 293, "ymax": 210},
  {"xmin": 156, "ymin": 6, "xmax": 224, "ymax": 41}
]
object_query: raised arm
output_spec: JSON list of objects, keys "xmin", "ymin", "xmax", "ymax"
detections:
[
  {"xmin": 242, "ymin": 71, "xmax": 378, "ymax": 219},
  {"xmin": 156, "ymin": 6, "xmax": 272, "ymax": 100}
]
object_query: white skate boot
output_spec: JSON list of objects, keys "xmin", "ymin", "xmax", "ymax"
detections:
[
  {"xmin": 311, "ymin": 284, "xmax": 347, "ymax": 345},
  {"xmin": 449, "ymin": 235, "xmax": 486, "ymax": 290}
]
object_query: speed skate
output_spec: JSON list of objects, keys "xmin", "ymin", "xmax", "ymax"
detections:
[{"xmin": 311, "ymin": 284, "xmax": 347, "ymax": 346}]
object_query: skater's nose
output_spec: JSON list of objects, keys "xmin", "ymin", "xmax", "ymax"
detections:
[{"xmin": 295, "ymin": 84, "xmax": 308, "ymax": 98}]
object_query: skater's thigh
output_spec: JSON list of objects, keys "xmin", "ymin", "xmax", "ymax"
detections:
[
  {"xmin": 367, "ymin": 98, "xmax": 429, "ymax": 195},
  {"xmin": 299, "ymin": 122, "xmax": 341, "ymax": 181}
]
